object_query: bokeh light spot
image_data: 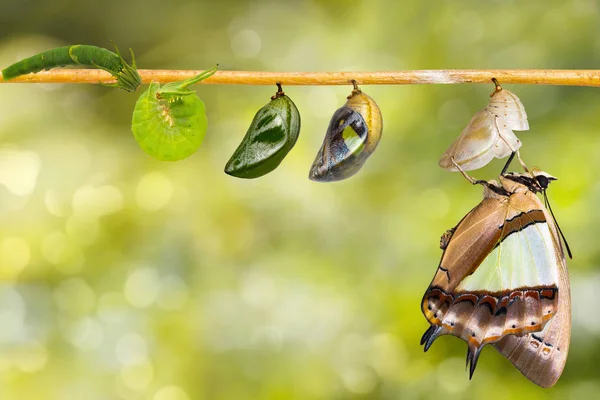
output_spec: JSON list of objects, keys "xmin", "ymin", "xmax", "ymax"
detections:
[
  {"xmin": 72, "ymin": 184, "xmax": 124, "ymax": 217},
  {"xmin": 41, "ymin": 231, "xmax": 84, "ymax": 274},
  {"xmin": 124, "ymin": 267, "xmax": 160, "ymax": 308},
  {"xmin": 156, "ymin": 274, "xmax": 189, "ymax": 311},
  {"xmin": 64, "ymin": 317, "xmax": 103, "ymax": 351},
  {"xmin": 53, "ymin": 278, "xmax": 96, "ymax": 316},
  {"xmin": 135, "ymin": 171, "xmax": 174, "ymax": 212},
  {"xmin": 368, "ymin": 333, "xmax": 407, "ymax": 379},
  {"xmin": 340, "ymin": 367, "xmax": 378, "ymax": 394},
  {"xmin": 0, "ymin": 148, "xmax": 40, "ymax": 196},
  {"xmin": 13, "ymin": 342, "xmax": 48, "ymax": 373},
  {"xmin": 120, "ymin": 361, "xmax": 154, "ymax": 391},
  {"xmin": 307, "ymin": 87, "xmax": 340, "ymax": 119},
  {"xmin": 230, "ymin": 29, "xmax": 262, "ymax": 59},
  {"xmin": 417, "ymin": 188, "xmax": 450, "ymax": 220},
  {"xmin": 154, "ymin": 385, "xmax": 190, "ymax": 400},
  {"xmin": 116, "ymin": 333, "xmax": 149, "ymax": 366},
  {"xmin": 97, "ymin": 292, "xmax": 130, "ymax": 324},
  {"xmin": 436, "ymin": 357, "xmax": 470, "ymax": 393},
  {"xmin": 44, "ymin": 188, "xmax": 71, "ymax": 217},
  {"xmin": 65, "ymin": 216, "xmax": 100, "ymax": 247},
  {"xmin": 0, "ymin": 236, "xmax": 30, "ymax": 278},
  {"xmin": 0, "ymin": 287, "xmax": 26, "ymax": 343}
]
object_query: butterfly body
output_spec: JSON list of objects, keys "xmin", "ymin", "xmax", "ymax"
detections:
[{"xmin": 421, "ymin": 171, "xmax": 570, "ymax": 387}]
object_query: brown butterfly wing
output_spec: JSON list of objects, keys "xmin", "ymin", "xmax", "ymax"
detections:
[
  {"xmin": 421, "ymin": 185, "xmax": 562, "ymax": 381},
  {"xmin": 493, "ymin": 206, "xmax": 570, "ymax": 388}
]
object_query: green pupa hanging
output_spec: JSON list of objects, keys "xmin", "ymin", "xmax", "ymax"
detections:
[
  {"xmin": 131, "ymin": 66, "xmax": 217, "ymax": 161},
  {"xmin": 225, "ymin": 83, "xmax": 301, "ymax": 178}
]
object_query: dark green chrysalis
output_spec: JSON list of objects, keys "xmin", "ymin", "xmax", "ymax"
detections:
[
  {"xmin": 225, "ymin": 83, "xmax": 301, "ymax": 178},
  {"xmin": 1, "ymin": 44, "xmax": 141, "ymax": 92}
]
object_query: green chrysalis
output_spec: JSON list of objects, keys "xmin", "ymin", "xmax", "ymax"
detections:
[
  {"xmin": 131, "ymin": 66, "xmax": 217, "ymax": 161},
  {"xmin": 1, "ymin": 44, "xmax": 141, "ymax": 92},
  {"xmin": 225, "ymin": 83, "xmax": 301, "ymax": 178}
]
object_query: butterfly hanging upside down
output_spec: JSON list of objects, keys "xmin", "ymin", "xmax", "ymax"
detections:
[{"xmin": 421, "ymin": 164, "xmax": 571, "ymax": 388}]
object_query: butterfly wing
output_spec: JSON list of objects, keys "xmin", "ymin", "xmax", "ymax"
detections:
[
  {"xmin": 493, "ymin": 204, "xmax": 570, "ymax": 388},
  {"xmin": 421, "ymin": 185, "xmax": 563, "ymax": 382}
]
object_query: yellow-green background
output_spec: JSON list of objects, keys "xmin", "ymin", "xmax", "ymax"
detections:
[{"xmin": 0, "ymin": 1, "xmax": 598, "ymax": 399}]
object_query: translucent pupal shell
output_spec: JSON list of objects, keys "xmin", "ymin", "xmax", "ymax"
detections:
[
  {"xmin": 439, "ymin": 84, "xmax": 528, "ymax": 172},
  {"xmin": 309, "ymin": 90, "xmax": 383, "ymax": 182},
  {"xmin": 487, "ymin": 86, "xmax": 529, "ymax": 131},
  {"xmin": 225, "ymin": 93, "xmax": 301, "ymax": 179},
  {"xmin": 131, "ymin": 82, "xmax": 208, "ymax": 161}
]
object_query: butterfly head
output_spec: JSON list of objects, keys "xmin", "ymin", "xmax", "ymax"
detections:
[
  {"xmin": 501, "ymin": 169, "xmax": 557, "ymax": 194},
  {"xmin": 531, "ymin": 169, "xmax": 557, "ymax": 190}
]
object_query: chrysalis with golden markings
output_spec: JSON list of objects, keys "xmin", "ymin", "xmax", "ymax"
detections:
[
  {"xmin": 439, "ymin": 79, "xmax": 528, "ymax": 172},
  {"xmin": 131, "ymin": 66, "xmax": 217, "ymax": 161},
  {"xmin": 225, "ymin": 83, "xmax": 301, "ymax": 178},
  {"xmin": 309, "ymin": 81, "xmax": 383, "ymax": 182}
]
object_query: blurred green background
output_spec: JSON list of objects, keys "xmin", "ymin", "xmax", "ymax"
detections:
[{"xmin": 0, "ymin": 0, "xmax": 599, "ymax": 399}]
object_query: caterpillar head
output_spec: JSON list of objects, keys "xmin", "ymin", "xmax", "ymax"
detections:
[{"xmin": 109, "ymin": 45, "xmax": 141, "ymax": 92}]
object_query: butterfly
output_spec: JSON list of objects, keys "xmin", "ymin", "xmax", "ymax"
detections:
[
  {"xmin": 439, "ymin": 79, "xmax": 529, "ymax": 172},
  {"xmin": 421, "ymin": 161, "xmax": 571, "ymax": 387}
]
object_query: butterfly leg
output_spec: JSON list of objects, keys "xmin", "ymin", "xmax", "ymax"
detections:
[
  {"xmin": 451, "ymin": 158, "xmax": 488, "ymax": 187},
  {"xmin": 516, "ymin": 150, "xmax": 530, "ymax": 173},
  {"xmin": 451, "ymin": 157, "xmax": 476, "ymax": 184},
  {"xmin": 439, "ymin": 227, "xmax": 456, "ymax": 250},
  {"xmin": 500, "ymin": 152, "xmax": 516, "ymax": 175},
  {"xmin": 500, "ymin": 151, "xmax": 530, "ymax": 176}
]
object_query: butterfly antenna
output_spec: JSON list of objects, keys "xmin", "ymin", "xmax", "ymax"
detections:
[
  {"xmin": 501, "ymin": 152, "xmax": 516, "ymax": 175},
  {"xmin": 543, "ymin": 190, "xmax": 573, "ymax": 259}
]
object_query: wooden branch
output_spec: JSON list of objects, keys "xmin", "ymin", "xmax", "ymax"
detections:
[{"xmin": 2, "ymin": 69, "xmax": 600, "ymax": 86}]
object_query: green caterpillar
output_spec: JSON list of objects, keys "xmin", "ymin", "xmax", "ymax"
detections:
[
  {"xmin": 1, "ymin": 44, "xmax": 141, "ymax": 92},
  {"xmin": 131, "ymin": 66, "xmax": 218, "ymax": 161},
  {"xmin": 225, "ymin": 83, "xmax": 301, "ymax": 178}
]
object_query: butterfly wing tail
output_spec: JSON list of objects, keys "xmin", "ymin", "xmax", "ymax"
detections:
[{"xmin": 493, "ymin": 284, "xmax": 570, "ymax": 388}]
